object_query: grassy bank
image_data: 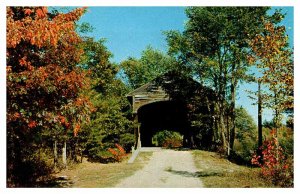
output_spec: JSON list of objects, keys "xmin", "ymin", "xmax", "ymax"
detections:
[
  {"xmin": 53, "ymin": 152, "xmax": 153, "ymax": 188},
  {"xmin": 192, "ymin": 150, "xmax": 275, "ymax": 188}
]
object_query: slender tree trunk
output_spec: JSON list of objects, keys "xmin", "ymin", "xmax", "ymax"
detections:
[
  {"xmin": 80, "ymin": 148, "xmax": 83, "ymax": 163},
  {"xmin": 258, "ymin": 81, "xmax": 263, "ymax": 148},
  {"xmin": 62, "ymin": 140, "xmax": 67, "ymax": 168},
  {"xmin": 205, "ymin": 96, "xmax": 214, "ymax": 147},
  {"xmin": 53, "ymin": 140, "xmax": 58, "ymax": 168},
  {"xmin": 74, "ymin": 138, "xmax": 78, "ymax": 162},
  {"xmin": 273, "ymin": 90, "xmax": 279, "ymax": 137}
]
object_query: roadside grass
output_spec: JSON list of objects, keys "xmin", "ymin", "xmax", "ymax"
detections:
[
  {"xmin": 192, "ymin": 150, "xmax": 275, "ymax": 188},
  {"xmin": 54, "ymin": 152, "xmax": 153, "ymax": 188}
]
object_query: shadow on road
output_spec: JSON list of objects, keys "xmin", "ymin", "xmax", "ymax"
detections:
[
  {"xmin": 166, "ymin": 169, "xmax": 223, "ymax": 178},
  {"xmin": 33, "ymin": 175, "xmax": 74, "ymax": 188}
]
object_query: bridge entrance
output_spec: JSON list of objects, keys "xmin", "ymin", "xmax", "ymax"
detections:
[{"xmin": 137, "ymin": 101, "xmax": 188, "ymax": 147}]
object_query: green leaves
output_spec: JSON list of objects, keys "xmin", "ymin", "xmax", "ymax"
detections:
[{"xmin": 120, "ymin": 46, "xmax": 176, "ymax": 89}]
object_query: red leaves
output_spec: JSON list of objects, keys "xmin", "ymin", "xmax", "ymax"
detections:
[
  {"xmin": 28, "ymin": 120, "xmax": 37, "ymax": 128},
  {"xmin": 251, "ymin": 130, "xmax": 293, "ymax": 186}
]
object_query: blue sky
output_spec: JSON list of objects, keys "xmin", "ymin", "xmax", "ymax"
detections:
[
  {"xmin": 78, "ymin": 6, "xmax": 294, "ymax": 123},
  {"xmin": 79, "ymin": 7, "xmax": 187, "ymax": 62}
]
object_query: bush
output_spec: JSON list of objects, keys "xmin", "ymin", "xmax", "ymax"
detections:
[
  {"xmin": 152, "ymin": 130, "xmax": 183, "ymax": 148},
  {"xmin": 252, "ymin": 130, "xmax": 294, "ymax": 187},
  {"xmin": 107, "ymin": 144, "xmax": 127, "ymax": 162}
]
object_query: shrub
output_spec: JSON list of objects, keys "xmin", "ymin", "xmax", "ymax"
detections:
[
  {"xmin": 152, "ymin": 130, "xmax": 183, "ymax": 148},
  {"xmin": 119, "ymin": 133, "xmax": 135, "ymax": 153},
  {"xmin": 107, "ymin": 143, "xmax": 127, "ymax": 162},
  {"xmin": 251, "ymin": 130, "xmax": 294, "ymax": 187}
]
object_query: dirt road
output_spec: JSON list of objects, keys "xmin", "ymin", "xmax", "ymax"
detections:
[{"xmin": 115, "ymin": 148, "xmax": 203, "ymax": 188}]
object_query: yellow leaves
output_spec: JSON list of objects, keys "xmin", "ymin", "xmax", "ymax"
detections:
[
  {"xmin": 250, "ymin": 20, "xmax": 293, "ymax": 111},
  {"xmin": 247, "ymin": 55, "xmax": 255, "ymax": 64}
]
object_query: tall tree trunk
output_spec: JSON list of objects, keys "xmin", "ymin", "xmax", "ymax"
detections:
[
  {"xmin": 62, "ymin": 140, "xmax": 67, "ymax": 168},
  {"xmin": 257, "ymin": 80, "xmax": 263, "ymax": 162},
  {"xmin": 217, "ymin": 100, "xmax": 227, "ymax": 152},
  {"xmin": 229, "ymin": 77, "xmax": 237, "ymax": 156}
]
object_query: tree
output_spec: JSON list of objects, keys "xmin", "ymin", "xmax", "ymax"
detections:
[
  {"xmin": 6, "ymin": 7, "xmax": 92, "ymax": 186},
  {"xmin": 234, "ymin": 106, "xmax": 257, "ymax": 163},
  {"xmin": 120, "ymin": 46, "xmax": 176, "ymax": 89},
  {"xmin": 248, "ymin": 20, "xmax": 293, "ymax": 133},
  {"xmin": 78, "ymin": 37, "xmax": 134, "ymax": 161},
  {"xmin": 165, "ymin": 7, "xmax": 280, "ymax": 155}
]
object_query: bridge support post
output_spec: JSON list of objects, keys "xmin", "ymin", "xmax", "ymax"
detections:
[{"xmin": 134, "ymin": 114, "xmax": 141, "ymax": 150}]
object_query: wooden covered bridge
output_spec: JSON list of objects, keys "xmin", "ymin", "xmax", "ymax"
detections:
[{"xmin": 126, "ymin": 71, "xmax": 217, "ymax": 150}]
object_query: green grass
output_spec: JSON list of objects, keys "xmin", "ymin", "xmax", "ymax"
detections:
[
  {"xmin": 192, "ymin": 150, "xmax": 275, "ymax": 188},
  {"xmin": 54, "ymin": 152, "xmax": 153, "ymax": 188}
]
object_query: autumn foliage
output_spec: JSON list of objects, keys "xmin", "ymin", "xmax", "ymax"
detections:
[
  {"xmin": 108, "ymin": 143, "xmax": 127, "ymax": 162},
  {"xmin": 251, "ymin": 130, "xmax": 293, "ymax": 187},
  {"xmin": 248, "ymin": 21, "xmax": 293, "ymax": 112},
  {"xmin": 7, "ymin": 7, "xmax": 92, "ymax": 186}
]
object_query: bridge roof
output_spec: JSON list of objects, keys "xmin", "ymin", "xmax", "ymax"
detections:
[{"xmin": 126, "ymin": 71, "xmax": 210, "ymax": 113}]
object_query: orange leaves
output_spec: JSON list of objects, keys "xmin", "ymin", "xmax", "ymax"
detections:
[
  {"xmin": 108, "ymin": 144, "xmax": 127, "ymax": 162},
  {"xmin": 249, "ymin": 20, "xmax": 293, "ymax": 112},
  {"xmin": 14, "ymin": 112, "xmax": 20, "ymax": 119},
  {"xmin": 54, "ymin": 7, "xmax": 86, "ymax": 23},
  {"xmin": 7, "ymin": 7, "xmax": 93, "ymax": 148},
  {"xmin": 7, "ymin": 6, "xmax": 84, "ymax": 49},
  {"xmin": 35, "ymin": 8, "xmax": 47, "ymax": 19},
  {"xmin": 74, "ymin": 124, "xmax": 80, "ymax": 137},
  {"xmin": 19, "ymin": 56, "xmax": 34, "ymax": 71},
  {"xmin": 24, "ymin": 9, "xmax": 32, "ymax": 16},
  {"xmin": 8, "ymin": 112, "xmax": 21, "ymax": 122}
]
